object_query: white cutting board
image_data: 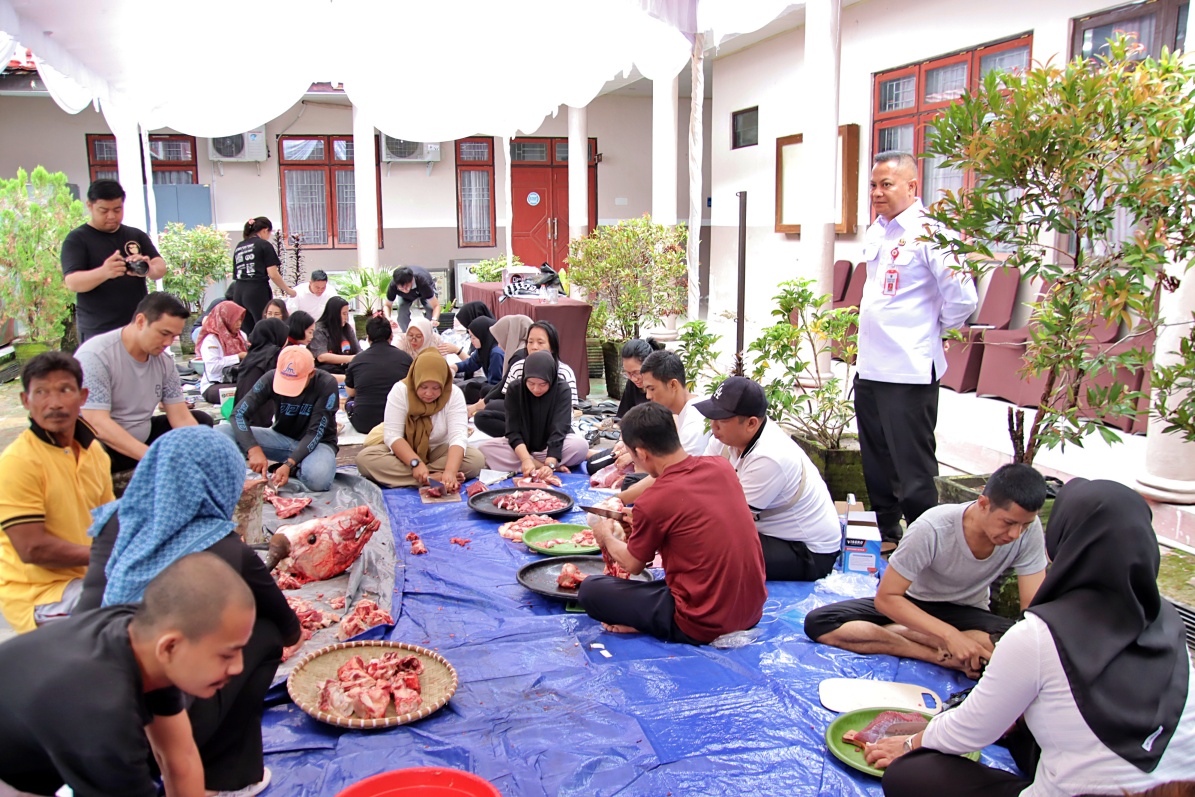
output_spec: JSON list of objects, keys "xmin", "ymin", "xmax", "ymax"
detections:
[{"xmin": 819, "ymin": 678, "xmax": 942, "ymax": 715}]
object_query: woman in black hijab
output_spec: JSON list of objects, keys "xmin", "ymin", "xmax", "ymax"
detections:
[
  {"xmin": 454, "ymin": 300, "xmax": 493, "ymax": 330},
  {"xmin": 233, "ymin": 318, "xmax": 289, "ymax": 428},
  {"xmin": 451, "ymin": 316, "xmax": 503, "ymax": 404},
  {"xmin": 872, "ymin": 478, "xmax": 1195, "ymax": 797},
  {"xmin": 475, "ymin": 350, "xmax": 588, "ymax": 477}
]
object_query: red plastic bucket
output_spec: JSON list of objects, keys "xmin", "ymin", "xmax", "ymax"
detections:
[{"xmin": 335, "ymin": 767, "xmax": 501, "ymax": 797}]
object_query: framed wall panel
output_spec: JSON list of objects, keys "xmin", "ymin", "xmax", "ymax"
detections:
[{"xmin": 775, "ymin": 123, "xmax": 859, "ymax": 235}]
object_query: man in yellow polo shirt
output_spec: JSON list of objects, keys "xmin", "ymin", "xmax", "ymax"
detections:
[{"xmin": 0, "ymin": 352, "xmax": 113, "ymax": 632}]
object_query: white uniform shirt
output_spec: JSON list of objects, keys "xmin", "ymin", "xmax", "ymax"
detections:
[
  {"xmin": 924, "ymin": 614, "xmax": 1195, "ymax": 797},
  {"xmin": 198, "ymin": 332, "xmax": 248, "ymax": 392},
  {"xmin": 676, "ymin": 397, "xmax": 712, "ymax": 456},
  {"xmin": 857, "ymin": 199, "xmax": 978, "ymax": 384},
  {"xmin": 382, "ymin": 382, "xmax": 469, "ymax": 453},
  {"xmin": 287, "ymin": 282, "xmax": 339, "ymax": 320},
  {"xmin": 703, "ymin": 419, "xmax": 841, "ymax": 553}
]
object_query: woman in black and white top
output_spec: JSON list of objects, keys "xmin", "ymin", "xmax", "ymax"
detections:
[
  {"xmin": 870, "ymin": 478, "xmax": 1195, "ymax": 797},
  {"xmin": 231, "ymin": 217, "xmax": 295, "ymax": 333},
  {"xmin": 472, "ymin": 320, "xmax": 576, "ymax": 438},
  {"xmin": 309, "ymin": 296, "xmax": 359, "ymax": 380}
]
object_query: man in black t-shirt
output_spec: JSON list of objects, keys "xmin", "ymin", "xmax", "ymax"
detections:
[
  {"xmin": 61, "ymin": 179, "xmax": 167, "ymax": 342},
  {"xmin": 346, "ymin": 315, "xmax": 413, "ymax": 433},
  {"xmin": 383, "ymin": 265, "xmax": 440, "ymax": 331},
  {"xmin": 0, "ymin": 552, "xmax": 257, "ymax": 797}
]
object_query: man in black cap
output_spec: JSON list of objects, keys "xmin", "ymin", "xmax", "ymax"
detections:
[
  {"xmin": 696, "ymin": 377, "xmax": 843, "ymax": 581},
  {"xmin": 382, "ymin": 266, "xmax": 440, "ymax": 331}
]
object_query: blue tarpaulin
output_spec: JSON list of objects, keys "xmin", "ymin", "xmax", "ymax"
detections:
[{"xmin": 262, "ymin": 473, "xmax": 1017, "ymax": 796}]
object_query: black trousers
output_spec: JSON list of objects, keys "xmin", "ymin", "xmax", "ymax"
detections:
[
  {"xmin": 189, "ymin": 617, "xmax": 283, "ymax": 791},
  {"xmin": 803, "ymin": 596, "xmax": 1015, "ymax": 642},
  {"xmin": 883, "ymin": 721, "xmax": 1039, "ymax": 797},
  {"xmin": 461, "ymin": 377, "xmax": 490, "ymax": 405},
  {"xmin": 577, "ymin": 576, "xmax": 703, "ymax": 645},
  {"xmin": 105, "ymin": 411, "xmax": 215, "ymax": 473},
  {"xmin": 759, "ymin": 534, "xmax": 839, "ymax": 582},
  {"xmin": 233, "ymin": 280, "xmax": 272, "ymax": 334},
  {"xmin": 854, "ymin": 375, "xmax": 941, "ymax": 544},
  {"xmin": 202, "ymin": 382, "xmax": 235, "ymax": 405},
  {"xmin": 474, "ymin": 400, "xmax": 507, "ymax": 438}
]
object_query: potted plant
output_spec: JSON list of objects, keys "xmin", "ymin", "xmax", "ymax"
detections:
[
  {"xmin": 158, "ymin": 222, "xmax": 231, "ymax": 355},
  {"xmin": 567, "ymin": 215, "xmax": 687, "ymax": 399},
  {"xmin": 748, "ymin": 279, "xmax": 867, "ymax": 503},
  {"xmin": 332, "ymin": 268, "xmax": 391, "ymax": 339},
  {"xmin": 676, "ymin": 320, "xmax": 723, "ymax": 393},
  {"xmin": 471, "ymin": 254, "xmax": 522, "ymax": 284},
  {"xmin": 923, "ymin": 36, "xmax": 1195, "ymax": 477},
  {"xmin": 0, "ymin": 167, "xmax": 87, "ymax": 361}
]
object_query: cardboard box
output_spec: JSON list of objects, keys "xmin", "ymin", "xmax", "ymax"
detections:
[{"xmin": 842, "ymin": 524, "xmax": 882, "ymax": 575}]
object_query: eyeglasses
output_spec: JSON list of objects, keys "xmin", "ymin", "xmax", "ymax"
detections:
[{"xmin": 622, "ymin": 370, "xmax": 642, "ymax": 379}]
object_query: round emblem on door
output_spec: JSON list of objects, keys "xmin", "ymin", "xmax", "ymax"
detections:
[{"xmin": 526, "ymin": 191, "xmax": 541, "ymax": 206}]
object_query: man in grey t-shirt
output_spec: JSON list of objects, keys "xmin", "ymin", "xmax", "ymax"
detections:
[
  {"xmin": 78, "ymin": 292, "xmax": 213, "ymax": 474},
  {"xmin": 804, "ymin": 464, "xmax": 1048, "ymax": 678}
]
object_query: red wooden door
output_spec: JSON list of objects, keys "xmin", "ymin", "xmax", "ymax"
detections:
[
  {"xmin": 551, "ymin": 168, "xmax": 570, "ymax": 269},
  {"xmin": 511, "ymin": 166, "xmax": 553, "ymax": 268}
]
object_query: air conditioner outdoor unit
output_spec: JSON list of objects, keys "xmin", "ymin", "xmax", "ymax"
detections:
[
  {"xmin": 208, "ymin": 127, "xmax": 269, "ymax": 162},
  {"xmin": 380, "ymin": 136, "xmax": 441, "ymax": 163}
]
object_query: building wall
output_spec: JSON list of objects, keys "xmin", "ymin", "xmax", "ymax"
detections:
[
  {"xmin": 0, "ymin": 89, "xmax": 714, "ymax": 284},
  {"xmin": 706, "ymin": 0, "xmax": 1112, "ymax": 341}
]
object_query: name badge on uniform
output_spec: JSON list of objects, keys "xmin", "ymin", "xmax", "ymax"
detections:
[{"xmin": 883, "ymin": 268, "xmax": 900, "ymax": 296}]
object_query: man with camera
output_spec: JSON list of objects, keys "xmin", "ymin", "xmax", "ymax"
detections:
[{"xmin": 61, "ymin": 179, "xmax": 167, "ymax": 343}]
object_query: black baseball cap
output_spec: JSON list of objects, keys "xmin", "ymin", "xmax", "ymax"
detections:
[{"xmin": 694, "ymin": 376, "xmax": 768, "ymax": 420}]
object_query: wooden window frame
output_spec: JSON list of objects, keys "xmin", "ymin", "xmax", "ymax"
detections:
[
  {"xmin": 873, "ymin": 64, "xmax": 919, "ymax": 122},
  {"xmin": 455, "ymin": 136, "xmax": 496, "ymax": 248},
  {"xmin": 731, "ymin": 107, "xmax": 759, "ymax": 149},
  {"xmin": 774, "ymin": 124, "xmax": 860, "ymax": 235},
  {"xmin": 1070, "ymin": 0, "xmax": 1187, "ymax": 60},
  {"xmin": 919, "ymin": 51, "xmax": 972, "ymax": 113},
  {"xmin": 86, "ymin": 133, "xmax": 198, "ymax": 183},
  {"xmin": 278, "ymin": 134, "xmax": 381, "ymax": 250}
]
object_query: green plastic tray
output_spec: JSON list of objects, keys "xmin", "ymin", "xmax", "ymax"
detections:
[
  {"xmin": 521, "ymin": 523, "xmax": 598, "ymax": 555},
  {"xmin": 824, "ymin": 707, "xmax": 979, "ymax": 778}
]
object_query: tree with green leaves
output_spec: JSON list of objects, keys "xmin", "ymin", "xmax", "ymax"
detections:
[
  {"xmin": 0, "ymin": 167, "xmax": 87, "ymax": 345},
  {"xmin": 158, "ymin": 222, "xmax": 231, "ymax": 314},
  {"xmin": 922, "ymin": 36, "xmax": 1195, "ymax": 464}
]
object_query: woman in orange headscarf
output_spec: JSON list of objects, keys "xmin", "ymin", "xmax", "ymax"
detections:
[
  {"xmin": 197, "ymin": 300, "xmax": 249, "ymax": 404},
  {"xmin": 355, "ymin": 349, "xmax": 487, "ymax": 489}
]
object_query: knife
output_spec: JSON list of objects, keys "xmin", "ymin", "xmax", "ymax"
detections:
[
  {"xmin": 426, "ymin": 477, "xmax": 447, "ymax": 492},
  {"xmin": 577, "ymin": 505, "xmax": 627, "ymax": 521}
]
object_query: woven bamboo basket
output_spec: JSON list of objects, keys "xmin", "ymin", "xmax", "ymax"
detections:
[{"xmin": 288, "ymin": 640, "xmax": 457, "ymax": 730}]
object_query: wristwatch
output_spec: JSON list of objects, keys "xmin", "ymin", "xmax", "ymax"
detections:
[
  {"xmin": 285, "ymin": 458, "xmax": 297, "ymax": 470},
  {"xmin": 409, "ymin": 457, "xmax": 421, "ymax": 468}
]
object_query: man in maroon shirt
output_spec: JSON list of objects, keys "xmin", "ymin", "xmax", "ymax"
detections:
[{"xmin": 578, "ymin": 402, "xmax": 768, "ymax": 644}]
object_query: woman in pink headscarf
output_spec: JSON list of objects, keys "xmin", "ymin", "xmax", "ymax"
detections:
[{"xmin": 197, "ymin": 300, "xmax": 249, "ymax": 404}]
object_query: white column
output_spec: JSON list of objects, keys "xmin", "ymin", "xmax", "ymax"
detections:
[
  {"xmin": 686, "ymin": 33, "xmax": 706, "ymax": 319},
  {"xmin": 567, "ymin": 105, "xmax": 589, "ymax": 240},
  {"xmin": 803, "ymin": 0, "xmax": 842, "ymax": 376},
  {"xmin": 652, "ymin": 73, "xmax": 680, "ymax": 226},
  {"xmin": 503, "ymin": 136, "xmax": 513, "ymax": 256},
  {"xmin": 101, "ymin": 99, "xmax": 149, "ymax": 233},
  {"xmin": 1137, "ymin": 274, "xmax": 1195, "ymax": 503},
  {"xmin": 352, "ymin": 104, "xmax": 380, "ymax": 273}
]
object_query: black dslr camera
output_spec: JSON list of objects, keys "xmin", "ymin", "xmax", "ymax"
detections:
[{"xmin": 125, "ymin": 257, "xmax": 149, "ymax": 276}]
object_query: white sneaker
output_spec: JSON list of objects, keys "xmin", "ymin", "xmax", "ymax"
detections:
[{"xmin": 209, "ymin": 767, "xmax": 271, "ymax": 797}]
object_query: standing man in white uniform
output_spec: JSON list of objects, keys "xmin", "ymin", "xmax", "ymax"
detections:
[
  {"xmin": 696, "ymin": 377, "xmax": 842, "ymax": 581},
  {"xmin": 856, "ymin": 152, "xmax": 977, "ymax": 547}
]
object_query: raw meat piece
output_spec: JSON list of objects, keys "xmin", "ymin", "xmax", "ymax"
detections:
[
  {"xmin": 557, "ymin": 562, "xmax": 588, "ymax": 589},
  {"xmin": 328, "ymin": 595, "xmax": 346, "ymax": 610},
  {"xmin": 350, "ymin": 685, "xmax": 391, "ymax": 719},
  {"xmin": 422, "ymin": 486, "xmax": 444, "ymax": 499},
  {"xmin": 497, "ymin": 514, "xmax": 557, "ymax": 542},
  {"xmin": 492, "ymin": 489, "xmax": 568, "ymax": 514},
  {"xmin": 337, "ymin": 656, "xmax": 368, "ymax": 681},
  {"xmin": 842, "ymin": 711, "xmax": 928, "ymax": 749},
  {"xmin": 391, "ymin": 685, "xmax": 422, "ymax": 715},
  {"xmin": 287, "ymin": 596, "xmax": 340, "ymax": 633},
  {"xmin": 409, "ymin": 535, "xmax": 428, "ymax": 555},
  {"xmin": 540, "ymin": 538, "xmax": 568, "ymax": 548},
  {"xmin": 396, "ymin": 655, "xmax": 424, "ymax": 675},
  {"xmin": 515, "ymin": 475, "xmax": 563, "ymax": 488},
  {"xmin": 404, "ymin": 532, "xmax": 420, "ymax": 542},
  {"xmin": 585, "ymin": 497, "xmax": 632, "ymax": 579},
  {"xmin": 263, "ymin": 486, "xmax": 312, "ymax": 518},
  {"xmin": 271, "ymin": 505, "xmax": 380, "ymax": 586},
  {"xmin": 449, "ymin": 537, "xmax": 471, "ymax": 547},
  {"xmin": 317, "ymin": 679, "xmax": 355, "ymax": 718},
  {"xmin": 571, "ymin": 529, "xmax": 596, "ymax": 547},
  {"xmin": 275, "ymin": 572, "xmax": 304, "ymax": 591},
  {"xmin": 590, "ymin": 462, "xmax": 634, "ymax": 488},
  {"xmin": 337, "ymin": 598, "xmax": 394, "ymax": 640},
  {"xmin": 465, "ymin": 482, "xmax": 488, "ymax": 497},
  {"xmin": 397, "ymin": 671, "xmax": 422, "ymax": 692}
]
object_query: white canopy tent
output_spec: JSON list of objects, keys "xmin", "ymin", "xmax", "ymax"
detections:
[{"xmin": 1, "ymin": 0, "xmax": 819, "ymax": 317}]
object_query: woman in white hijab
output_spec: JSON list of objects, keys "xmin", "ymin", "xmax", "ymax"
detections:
[{"xmin": 396, "ymin": 315, "xmax": 443, "ymax": 358}]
